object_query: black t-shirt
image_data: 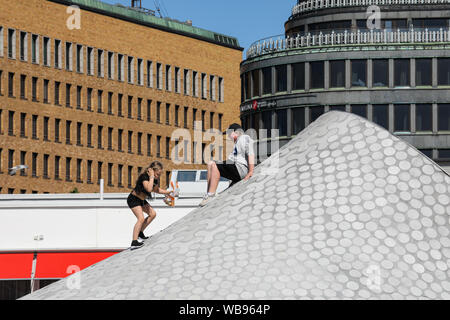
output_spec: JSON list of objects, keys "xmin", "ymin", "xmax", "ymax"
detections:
[{"xmin": 134, "ymin": 173, "xmax": 159, "ymax": 198}]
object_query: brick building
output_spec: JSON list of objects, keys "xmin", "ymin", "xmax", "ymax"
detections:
[{"xmin": 0, "ymin": 0, "xmax": 243, "ymax": 194}]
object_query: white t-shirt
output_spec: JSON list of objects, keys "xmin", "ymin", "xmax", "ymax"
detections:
[{"xmin": 227, "ymin": 134, "xmax": 255, "ymax": 179}]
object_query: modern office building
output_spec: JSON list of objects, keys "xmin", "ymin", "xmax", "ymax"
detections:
[
  {"xmin": 241, "ymin": 0, "xmax": 450, "ymax": 172},
  {"xmin": 0, "ymin": 0, "xmax": 243, "ymax": 194}
]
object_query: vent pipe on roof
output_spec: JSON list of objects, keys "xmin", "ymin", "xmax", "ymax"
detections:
[{"xmin": 131, "ymin": 0, "xmax": 141, "ymax": 8}]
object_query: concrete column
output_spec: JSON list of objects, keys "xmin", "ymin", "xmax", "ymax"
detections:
[
  {"xmin": 271, "ymin": 66, "xmax": 276, "ymax": 94},
  {"xmin": 432, "ymin": 103, "xmax": 438, "ymax": 134},
  {"xmin": 389, "ymin": 103, "xmax": 394, "ymax": 132},
  {"xmin": 389, "ymin": 59, "xmax": 394, "ymax": 88},
  {"xmin": 324, "ymin": 61, "xmax": 330, "ymax": 90},
  {"xmin": 432, "ymin": 57, "xmax": 438, "ymax": 87},
  {"xmin": 259, "ymin": 69, "xmax": 263, "ymax": 97},
  {"xmin": 411, "ymin": 103, "xmax": 416, "ymax": 133},
  {"xmin": 411, "ymin": 58, "xmax": 416, "ymax": 88},
  {"xmin": 287, "ymin": 108, "xmax": 293, "ymax": 137},
  {"xmin": 367, "ymin": 59, "xmax": 373, "ymax": 88},
  {"xmin": 287, "ymin": 64, "xmax": 292, "ymax": 93},
  {"xmin": 345, "ymin": 60, "xmax": 351, "ymax": 89},
  {"xmin": 368, "ymin": 104, "xmax": 373, "ymax": 121},
  {"xmin": 305, "ymin": 106, "xmax": 310, "ymax": 125},
  {"xmin": 305, "ymin": 62, "xmax": 310, "ymax": 91}
]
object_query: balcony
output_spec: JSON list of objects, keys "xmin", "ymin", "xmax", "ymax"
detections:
[
  {"xmin": 246, "ymin": 27, "xmax": 450, "ymax": 59},
  {"xmin": 292, "ymin": 0, "xmax": 450, "ymax": 16}
]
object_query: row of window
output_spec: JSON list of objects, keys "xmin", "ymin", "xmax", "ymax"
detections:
[
  {"xmin": 0, "ymin": 71, "xmax": 224, "ymax": 131},
  {"xmin": 242, "ymin": 57, "xmax": 450, "ymax": 101},
  {"xmin": 288, "ymin": 18, "xmax": 450, "ymax": 34},
  {"xmin": 242, "ymin": 103, "xmax": 450, "ymax": 138},
  {"xmin": 0, "ymin": 26, "xmax": 225, "ymax": 102},
  {"xmin": 0, "ymin": 108, "xmax": 225, "ymax": 160},
  {"xmin": 0, "ymin": 148, "xmax": 169, "ymax": 190}
]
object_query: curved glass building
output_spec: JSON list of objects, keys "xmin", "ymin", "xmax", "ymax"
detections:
[{"xmin": 241, "ymin": 0, "xmax": 450, "ymax": 172}]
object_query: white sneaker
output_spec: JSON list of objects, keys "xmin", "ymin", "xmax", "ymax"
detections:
[{"xmin": 199, "ymin": 193, "xmax": 215, "ymax": 207}]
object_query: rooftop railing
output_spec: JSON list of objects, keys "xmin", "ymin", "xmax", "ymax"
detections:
[
  {"xmin": 246, "ymin": 27, "xmax": 450, "ymax": 59},
  {"xmin": 292, "ymin": 0, "xmax": 450, "ymax": 16}
]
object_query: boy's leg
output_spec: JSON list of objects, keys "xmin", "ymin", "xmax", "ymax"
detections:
[{"xmin": 207, "ymin": 161, "xmax": 221, "ymax": 194}]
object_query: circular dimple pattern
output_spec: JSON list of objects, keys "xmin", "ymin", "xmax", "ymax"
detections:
[{"xmin": 22, "ymin": 112, "xmax": 450, "ymax": 300}]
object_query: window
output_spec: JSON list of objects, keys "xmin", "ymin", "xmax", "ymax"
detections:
[
  {"xmin": 192, "ymin": 71, "xmax": 198, "ymax": 96},
  {"xmin": 32, "ymin": 77, "xmax": 37, "ymax": 101},
  {"xmin": 86, "ymin": 160, "xmax": 92, "ymax": 183},
  {"xmin": 137, "ymin": 59, "xmax": 143, "ymax": 85},
  {"xmin": 97, "ymin": 162, "xmax": 103, "ymax": 184},
  {"xmin": 127, "ymin": 56, "xmax": 134, "ymax": 83},
  {"xmin": 43, "ymin": 79, "xmax": 49, "ymax": 103},
  {"xmin": 372, "ymin": 104, "xmax": 388, "ymax": 129},
  {"xmin": 310, "ymin": 106, "xmax": 325, "ymax": 123},
  {"xmin": 65, "ymin": 120, "xmax": 71, "ymax": 144},
  {"xmin": 438, "ymin": 58, "xmax": 450, "ymax": 86},
  {"xmin": 108, "ymin": 92, "xmax": 113, "ymax": 114},
  {"xmin": 275, "ymin": 65, "xmax": 287, "ymax": 92},
  {"xmin": 0, "ymin": 27, "xmax": 3, "ymax": 57},
  {"xmin": 372, "ymin": 59, "xmax": 389, "ymax": 87},
  {"xmin": 65, "ymin": 157, "xmax": 72, "ymax": 181},
  {"xmin": 87, "ymin": 47, "xmax": 94, "ymax": 75},
  {"xmin": 201, "ymin": 73, "xmax": 207, "ymax": 98},
  {"xmin": 147, "ymin": 134, "xmax": 152, "ymax": 156},
  {"xmin": 183, "ymin": 69, "xmax": 190, "ymax": 95},
  {"xmin": 394, "ymin": 59, "xmax": 410, "ymax": 87},
  {"xmin": 55, "ymin": 156, "xmax": 61, "ymax": 179},
  {"xmin": 310, "ymin": 61, "xmax": 324, "ymax": 89},
  {"xmin": 147, "ymin": 61, "xmax": 153, "ymax": 87},
  {"xmin": 108, "ymin": 127, "xmax": 113, "ymax": 150},
  {"xmin": 118, "ymin": 129, "xmax": 123, "ymax": 152},
  {"xmin": 210, "ymin": 75, "xmax": 216, "ymax": 100},
  {"xmin": 394, "ymin": 104, "xmax": 411, "ymax": 132},
  {"xmin": 166, "ymin": 104, "xmax": 170, "ymax": 125},
  {"xmin": 54, "ymin": 119, "xmax": 61, "ymax": 143},
  {"xmin": 184, "ymin": 107, "xmax": 188, "ymax": 128},
  {"xmin": 276, "ymin": 109, "xmax": 287, "ymax": 137},
  {"xmin": 351, "ymin": 60, "xmax": 367, "ymax": 87},
  {"xmin": 137, "ymin": 132, "xmax": 143, "ymax": 155},
  {"xmin": 415, "ymin": 59, "xmax": 432, "ymax": 86},
  {"xmin": 54, "ymin": 40, "xmax": 61, "ymax": 68},
  {"xmin": 166, "ymin": 65, "xmax": 171, "ymax": 91},
  {"xmin": 201, "ymin": 110, "xmax": 206, "ymax": 131},
  {"xmin": 19, "ymin": 151, "xmax": 27, "ymax": 176},
  {"xmin": 146, "ymin": 99, "xmax": 152, "ymax": 122},
  {"xmin": 192, "ymin": 108, "xmax": 197, "ymax": 129},
  {"xmin": 97, "ymin": 49, "xmax": 104, "ymax": 77},
  {"xmin": 32, "ymin": 115, "xmax": 38, "ymax": 139},
  {"xmin": 76, "ymin": 122, "xmax": 82, "ymax": 146},
  {"xmin": 128, "ymin": 131, "xmax": 133, "ymax": 153},
  {"xmin": 77, "ymin": 159, "xmax": 83, "ymax": 182},
  {"xmin": 43, "ymin": 117, "xmax": 49, "ymax": 141},
  {"xmin": 351, "ymin": 105, "xmax": 367, "ymax": 118},
  {"xmin": 98, "ymin": 126, "xmax": 103, "ymax": 149},
  {"xmin": 20, "ymin": 113, "xmax": 26, "ymax": 137},
  {"xmin": 66, "ymin": 84, "xmax": 71, "ymax": 107},
  {"xmin": 438, "ymin": 104, "xmax": 450, "ymax": 131},
  {"xmin": 8, "ymin": 72, "xmax": 14, "ymax": 97},
  {"xmin": 330, "ymin": 60, "xmax": 345, "ymax": 88},
  {"xmin": 156, "ymin": 135, "xmax": 161, "ymax": 158},
  {"xmin": 209, "ymin": 111, "xmax": 214, "ymax": 130},
  {"xmin": 416, "ymin": 104, "xmax": 432, "ymax": 132},
  {"xmin": 32, "ymin": 153, "xmax": 38, "ymax": 177},
  {"xmin": 262, "ymin": 111, "xmax": 272, "ymax": 138},
  {"xmin": 292, "ymin": 108, "xmax": 305, "ymax": 135},
  {"xmin": 108, "ymin": 163, "xmax": 113, "ymax": 186},
  {"xmin": 292, "ymin": 63, "xmax": 305, "ymax": 90},
  {"xmin": 175, "ymin": 105, "xmax": 180, "ymax": 126},
  {"xmin": 128, "ymin": 166, "xmax": 133, "ymax": 188},
  {"xmin": 218, "ymin": 77, "xmax": 224, "ymax": 102},
  {"xmin": 117, "ymin": 93, "xmax": 123, "ymax": 116},
  {"xmin": 97, "ymin": 90, "xmax": 103, "ymax": 113},
  {"xmin": 19, "ymin": 31, "xmax": 27, "ymax": 61},
  {"xmin": 177, "ymin": 171, "xmax": 196, "ymax": 182},
  {"xmin": 137, "ymin": 98, "xmax": 142, "ymax": 120},
  {"xmin": 87, "ymin": 88, "xmax": 93, "ymax": 111},
  {"xmin": 127, "ymin": 96, "xmax": 133, "ymax": 118},
  {"xmin": 8, "ymin": 111, "xmax": 14, "ymax": 136},
  {"xmin": 118, "ymin": 54, "xmax": 124, "ymax": 81},
  {"xmin": 175, "ymin": 67, "xmax": 180, "ymax": 93},
  {"xmin": 8, "ymin": 29, "xmax": 16, "ymax": 59},
  {"xmin": 166, "ymin": 137, "xmax": 170, "ymax": 159},
  {"xmin": 156, "ymin": 101, "xmax": 161, "ymax": 123},
  {"xmin": 438, "ymin": 149, "xmax": 450, "ymax": 159},
  {"xmin": 20, "ymin": 74, "xmax": 26, "ymax": 99},
  {"xmin": 107, "ymin": 52, "xmax": 114, "ymax": 79},
  {"xmin": 31, "ymin": 34, "xmax": 39, "ymax": 64},
  {"xmin": 218, "ymin": 114, "xmax": 223, "ymax": 132},
  {"xmin": 157, "ymin": 63, "xmax": 162, "ymax": 89},
  {"xmin": 43, "ymin": 154, "xmax": 49, "ymax": 178},
  {"xmin": 244, "ymin": 72, "xmax": 251, "ymax": 100},
  {"xmin": 76, "ymin": 44, "xmax": 83, "ymax": 73},
  {"xmin": 65, "ymin": 42, "xmax": 73, "ymax": 71},
  {"xmin": 54, "ymin": 81, "xmax": 60, "ymax": 105},
  {"xmin": 43, "ymin": 37, "xmax": 50, "ymax": 66}
]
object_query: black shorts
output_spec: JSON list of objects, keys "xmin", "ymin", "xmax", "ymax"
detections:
[
  {"xmin": 127, "ymin": 193, "xmax": 149, "ymax": 209},
  {"xmin": 215, "ymin": 162, "xmax": 242, "ymax": 186}
]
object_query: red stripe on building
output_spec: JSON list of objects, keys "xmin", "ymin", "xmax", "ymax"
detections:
[{"xmin": 0, "ymin": 253, "xmax": 34, "ymax": 279}]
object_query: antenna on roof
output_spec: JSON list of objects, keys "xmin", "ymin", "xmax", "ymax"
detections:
[
  {"xmin": 153, "ymin": 0, "xmax": 163, "ymax": 17},
  {"xmin": 131, "ymin": 0, "xmax": 141, "ymax": 8}
]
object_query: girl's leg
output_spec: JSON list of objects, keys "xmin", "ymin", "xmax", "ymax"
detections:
[
  {"xmin": 141, "ymin": 204, "xmax": 157, "ymax": 233},
  {"xmin": 207, "ymin": 161, "xmax": 221, "ymax": 194},
  {"xmin": 131, "ymin": 206, "xmax": 145, "ymax": 241}
]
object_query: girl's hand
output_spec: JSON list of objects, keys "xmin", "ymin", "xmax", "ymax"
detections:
[{"xmin": 147, "ymin": 168, "xmax": 155, "ymax": 178}]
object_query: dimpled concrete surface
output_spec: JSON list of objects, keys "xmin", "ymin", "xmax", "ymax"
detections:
[{"xmin": 22, "ymin": 111, "xmax": 450, "ymax": 300}]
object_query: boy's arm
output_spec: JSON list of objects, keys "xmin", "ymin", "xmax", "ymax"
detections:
[{"xmin": 243, "ymin": 136, "xmax": 255, "ymax": 181}]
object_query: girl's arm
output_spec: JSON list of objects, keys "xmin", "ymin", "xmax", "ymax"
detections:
[{"xmin": 153, "ymin": 186, "xmax": 171, "ymax": 195}]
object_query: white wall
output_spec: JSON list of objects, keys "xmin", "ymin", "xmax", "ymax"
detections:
[{"xmin": 0, "ymin": 194, "xmax": 199, "ymax": 251}]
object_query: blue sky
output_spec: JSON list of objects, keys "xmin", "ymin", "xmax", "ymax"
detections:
[{"xmin": 101, "ymin": 0, "xmax": 294, "ymax": 54}]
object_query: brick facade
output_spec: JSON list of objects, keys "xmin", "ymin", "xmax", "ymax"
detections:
[{"xmin": 0, "ymin": 0, "xmax": 242, "ymax": 194}]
